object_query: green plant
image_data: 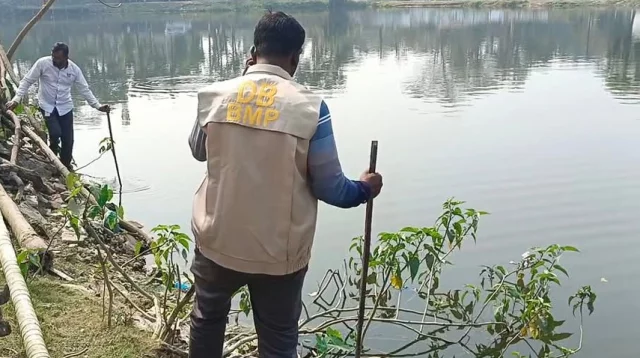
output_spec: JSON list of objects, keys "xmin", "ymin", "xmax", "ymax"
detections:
[
  {"xmin": 16, "ymin": 248, "xmax": 40, "ymax": 280},
  {"xmin": 145, "ymin": 224, "xmax": 192, "ymax": 339},
  {"xmin": 147, "ymin": 224, "xmax": 191, "ymax": 288},
  {"xmin": 314, "ymin": 327, "xmax": 354, "ymax": 358},
  {"xmin": 220, "ymin": 199, "xmax": 595, "ymax": 358},
  {"xmin": 334, "ymin": 199, "xmax": 594, "ymax": 357}
]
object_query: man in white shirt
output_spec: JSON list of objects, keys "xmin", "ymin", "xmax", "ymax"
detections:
[{"xmin": 6, "ymin": 42, "xmax": 109, "ymax": 171}]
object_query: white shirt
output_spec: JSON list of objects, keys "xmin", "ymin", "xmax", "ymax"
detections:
[{"xmin": 11, "ymin": 56, "xmax": 101, "ymax": 116}]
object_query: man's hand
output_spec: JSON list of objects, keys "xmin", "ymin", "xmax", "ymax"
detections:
[
  {"xmin": 97, "ymin": 104, "xmax": 110, "ymax": 113},
  {"xmin": 4, "ymin": 101, "xmax": 17, "ymax": 111},
  {"xmin": 360, "ymin": 171, "xmax": 383, "ymax": 199}
]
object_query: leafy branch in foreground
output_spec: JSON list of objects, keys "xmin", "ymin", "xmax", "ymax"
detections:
[{"xmin": 225, "ymin": 199, "xmax": 596, "ymax": 358}]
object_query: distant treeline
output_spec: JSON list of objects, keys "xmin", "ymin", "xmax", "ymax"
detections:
[
  {"xmin": 0, "ymin": 0, "xmax": 357, "ymax": 7},
  {"xmin": 0, "ymin": 0, "xmax": 363, "ymax": 12}
]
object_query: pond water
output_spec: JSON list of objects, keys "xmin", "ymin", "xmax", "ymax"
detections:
[{"xmin": 3, "ymin": 7, "xmax": 640, "ymax": 357}]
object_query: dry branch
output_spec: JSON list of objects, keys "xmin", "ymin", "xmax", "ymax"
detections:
[
  {"xmin": 5, "ymin": 110, "xmax": 21, "ymax": 164},
  {"xmin": 83, "ymin": 222, "xmax": 153, "ymax": 302},
  {"xmin": 0, "ymin": 55, "xmax": 7, "ymax": 100},
  {"xmin": 7, "ymin": 0, "xmax": 58, "ymax": 61},
  {"xmin": 0, "ymin": 44, "xmax": 19, "ymax": 88}
]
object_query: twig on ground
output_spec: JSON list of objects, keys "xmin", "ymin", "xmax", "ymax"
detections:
[
  {"xmin": 63, "ymin": 348, "xmax": 88, "ymax": 358},
  {"xmin": 96, "ymin": 246, "xmax": 113, "ymax": 328}
]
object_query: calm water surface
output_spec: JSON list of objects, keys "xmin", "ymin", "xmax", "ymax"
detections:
[{"xmin": 4, "ymin": 8, "xmax": 640, "ymax": 357}]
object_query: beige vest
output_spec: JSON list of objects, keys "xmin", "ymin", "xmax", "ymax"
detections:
[{"xmin": 191, "ymin": 64, "xmax": 323, "ymax": 275}]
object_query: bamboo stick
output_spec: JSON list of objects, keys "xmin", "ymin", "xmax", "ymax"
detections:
[
  {"xmin": 0, "ymin": 211, "xmax": 50, "ymax": 358},
  {"xmin": 0, "ymin": 184, "xmax": 47, "ymax": 252},
  {"xmin": 354, "ymin": 140, "xmax": 378, "ymax": 358}
]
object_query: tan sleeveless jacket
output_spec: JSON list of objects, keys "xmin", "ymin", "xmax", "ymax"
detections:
[{"xmin": 191, "ymin": 64, "xmax": 323, "ymax": 275}]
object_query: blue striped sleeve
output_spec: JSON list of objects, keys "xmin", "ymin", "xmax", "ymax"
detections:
[{"xmin": 307, "ymin": 101, "xmax": 371, "ymax": 208}]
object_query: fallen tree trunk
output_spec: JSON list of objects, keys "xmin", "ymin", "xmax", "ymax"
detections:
[
  {"xmin": 19, "ymin": 123, "xmax": 153, "ymax": 245},
  {"xmin": 0, "ymin": 184, "xmax": 48, "ymax": 253},
  {"xmin": 0, "ymin": 211, "xmax": 50, "ymax": 358}
]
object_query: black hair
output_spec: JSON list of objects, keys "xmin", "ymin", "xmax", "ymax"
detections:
[
  {"xmin": 253, "ymin": 11, "xmax": 305, "ymax": 58},
  {"xmin": 52, "ymin": 42, "xmax": 69, "ymax": 57}
]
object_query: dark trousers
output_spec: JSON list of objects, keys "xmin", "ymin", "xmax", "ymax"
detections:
[
  {"xmin": 189, "ymin": 249, "xmax": 306, "ymax": 358},
  {"xmin": 40, "ymin": 108, "xmax": 74, "ymax": 169}
]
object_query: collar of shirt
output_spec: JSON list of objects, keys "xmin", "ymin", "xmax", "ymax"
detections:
[{"xmin": 245, "ymin": 64, "xmax": 292, "ymax": 80}]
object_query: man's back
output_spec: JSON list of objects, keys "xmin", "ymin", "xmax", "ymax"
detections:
[{"xmin": 191, "ymin": 64, "xmax": 323, "ymax": 275}]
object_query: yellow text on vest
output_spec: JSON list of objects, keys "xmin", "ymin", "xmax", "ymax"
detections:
[{"xmin": 226, "ymin": 80, "xmax": 280, "ymax": 127}]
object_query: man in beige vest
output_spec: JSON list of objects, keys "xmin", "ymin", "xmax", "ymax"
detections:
[{"xmin": 188, "ymin": 11, "xmax": 383, "ymax": 358}]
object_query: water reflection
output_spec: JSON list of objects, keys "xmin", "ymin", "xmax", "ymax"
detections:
[
  {"xmin": 3, "ymin": 8, "xmax": 640, "ymax": 121},
  {"xmin": 3, "ymin": 9, "xmax": 640, "ymax": 357}
]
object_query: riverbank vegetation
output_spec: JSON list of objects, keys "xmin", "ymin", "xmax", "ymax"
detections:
[{"xmin": 0, "ymin": 2, "xmax": 598, "ymax": 357}]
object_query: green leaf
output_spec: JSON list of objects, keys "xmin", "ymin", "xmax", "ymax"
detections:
[
  {"xmin": 20, "ymin": 264, "xmax": 28, "ymax": 279},
  {"xmin": 105, "ymin": 211, "xmax": 118, "ymax": 230},
  {"xmin": 134, "ymin": 241, "xmax": 143, "ymax": 256},
  {"xmin": 549, "ymin": 332, "xmax": 573, "ymax": 341},
  {"xmin": 13, "ymin": 103, "xmax": 25, "ymax": 115},
  {"xmin": 69, "ymin": 216, "xmax": 80, "ymax": 232},
  {"xmin": 553, "ymin": 264, "xmax": 569, "ymax": 278},
  {"xmin": 365, "ymin": 273, "xmax": 377, "ymax": 284},
  {"xmin": 117, "ymin": 205, "xmax": 125, "ymax": 219},
  {"xmin": 325, "ymin": 327, "xmax": 342, "ymax": 340},
  {"xmin": 408, "ymin": 256, "xmax": 420, "ymax": 281},
  {"xmin": 17, "ymin": 250, "xmax": 29, "ymax": 264},
  {"xmin": 98, "ymin": 185, "xmax": 113, "ymax": 207},
  {"xmin": 66, "ymin": 172, "xmax": 79, "ymax": 191},
  {"xmin": 425, "ymin": 254, "xmax": 435, "ymax": 271},
  {"xmin": 562, "ymin": 246, "xmax": 580, "ymax": 252},
  {"xmin": 87, "ymin": 205, "xmax": 102, "ymax": 219},
  {"xmin": 29, "ymin": 254, "xmax": 41, "ymax": 268}
]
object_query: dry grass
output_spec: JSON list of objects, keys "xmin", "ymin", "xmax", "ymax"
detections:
[{"xmin": 0, "ymin": 276, "xmax": 160, "ymax": 358}]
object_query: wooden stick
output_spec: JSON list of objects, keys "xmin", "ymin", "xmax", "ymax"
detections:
[
  {"xmin": 6, "ymin": 110, "xmax": 22, "ymax": 164},
  {"xmin": 105, "ymin": 111, "xmax": 123, "ymax": 208},
  {"xmin": 354, "ymin": 140, "xmax": 378, "ymax": 358}
]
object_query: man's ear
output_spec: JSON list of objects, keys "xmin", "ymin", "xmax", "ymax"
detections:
[{"xmin": 291, "ymin": 53, "xmax": 300, "ymax": 68}]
